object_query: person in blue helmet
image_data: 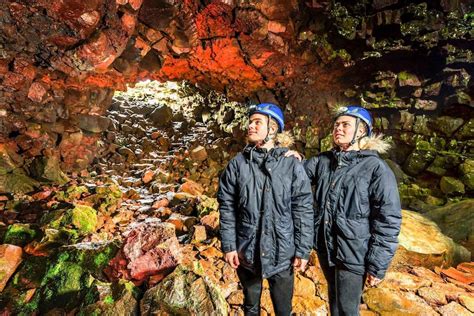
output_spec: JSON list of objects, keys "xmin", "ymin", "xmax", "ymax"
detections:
[
  {"xmin": 218, "ymin": 103, "xmax": 314, "ymax": 315},
  {"xmin": 287, "ymin": 105, "xmax": 402, "ymax": 315}
]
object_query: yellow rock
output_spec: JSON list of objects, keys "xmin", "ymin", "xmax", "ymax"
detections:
[{"xmin": 392, "ymin": 210, "xmax": 470, "ymax": 269}]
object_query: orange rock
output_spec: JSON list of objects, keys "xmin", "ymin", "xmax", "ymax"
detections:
[
  {"xmin": 363, "ymin": 288, "xmax": 438, "ymax": 315},
  {"xmin": 227, "ymin": 290, "xmax": 244, "ymax": 305},
  {"xmin": 152, "ymin": 198, "xmax": 169, "ymax": 209},
  {"xmin": 200, "ymin": 246, "xmax": 223, "ymax": 259},
  {"xmin": 292, "ymin": 295, "xmax": 327, "ymax": 315},
  {"xmin": 380, "ymin": 271, "xmax": 431, "ymax": 291},
  {"xmin": 294, "ymin": 273, "xmax": 316, "ymax": 298},
  {"xmin": 192, "ymin": 225, "xmax": 207, "ymax": 243},
  {"xmin": 179, "ymin": 180, "xmax": 204, "ymax": 196},
  {"xmin": 0, "ymin": 244, "xmax": 23, "ymax": 291},
  {"xmin": 458, "ymin": 294, "xmax": 474, "ymax": 313},
  {"xmin": 440, "ymin": 267, "xmax": 474, "ymax": 285},
  {"xmin": 457, "ymin": 262, "xmax": 474, "ymax": 275},
  {"xmin": 417, "ymin": 286, "xmax": 448, "ymax": 306},
  {"xmin": 200, "ymin": 211, "xmax": 219, "ymax": 232},
  {"xmin": 267, "ymin": 21, "xmax": 286, "ymax": 33},
  {"xmin": 142, "ymin": 169, "xmax": 155, "ymax": 184}
]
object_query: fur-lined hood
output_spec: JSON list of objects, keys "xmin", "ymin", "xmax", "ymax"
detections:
[
  {"xmin": 357, "ymin": 134, "xmax": 391, "ymax": 154},
  {"xmin": 275, "ymin": 131, "xmax": 295, "ymax": 148}
]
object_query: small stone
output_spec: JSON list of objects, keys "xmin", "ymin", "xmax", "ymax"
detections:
[
  {"xmin": 398, "ymin": 71, "xmax": 422, "ymax": 87},
  {"xmin": 200, "ymin": 211, "xmax": 220, "ymax": 232},
  {"xmin": 415, "ymin": 99, "xmax": 437, "ymax": 110},
  {"xmin": 190, "ymin": 146, "xmax": 208, "ymax": 162},
  {"xmin": 27, "ymin": 82, "xmax": 48, "ymax": 103},
  {"xmin": 192, "ymin": 225, "xmax": 207, "ymax": 243},
  {"xmin": 142, "ymin": 169, "xmax": 154, "ymax": 184}
]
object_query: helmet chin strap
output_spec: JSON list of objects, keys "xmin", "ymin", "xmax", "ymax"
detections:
[{"xmin": 349, "ymin": 117, "xmax": 361, "ymax": 146}]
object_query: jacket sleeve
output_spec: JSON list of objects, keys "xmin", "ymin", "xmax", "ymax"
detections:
[
  {"xmin": 217, "ymin": 158, "xmax": 239, "ymax": 253},
  {"xmin": 303, "ymin": 156, "xmax": 320, "ymax": 184},
  {"xmin": 366, "ymin": 161, "xmax": 402, "ymax": 279},
  {"xmin": 291, "ymin": 160, "xmax": 315, "ymax": 260}
]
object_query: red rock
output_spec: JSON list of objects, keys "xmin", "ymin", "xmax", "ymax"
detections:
[
  {"xmin": 457, "ymin": 262, "xmax": 474, "ymax": 275},
  {"xmin": 3, "ymin": 72, "xmax": 25, "ymax": 90},
  {"xmin": 105, "ymin": 220, "xmax": 181, "ymax": 285},
  {"xmin": 440, "ymin": 267, "xmax": 474, "ymax": 285},
  {"xmin": 0, "ymin": 244, "xmax": 23, "ymax": 291},
  {"xmin": 27, "ymin": 82, "xmax": 48, "ymax": 103}
]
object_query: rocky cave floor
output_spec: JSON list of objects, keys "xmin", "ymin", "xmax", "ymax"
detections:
[{"xmin": 0, "ymin": 82, "xmax": 473, "ymax": 315}]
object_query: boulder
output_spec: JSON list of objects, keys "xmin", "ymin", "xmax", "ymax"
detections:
[
  {"xmin": 426, "ymin": 199, "xmax": 474, "ymax": 256},
  {"xmin": 148, "ymin": 104, "xmax": 173, "ymax": 127},
  {"xmin": 140, "ymin": 265, "xmax": 227, "ymax": 315},
  {"xmin": 105, "ymin": 220, "xmax": 181, "ymax": 285},
  {"xmin": 392, "ymin": 210, "xmax": 470, "ymax": 269},
  {"xmin": 3, "ymin": 224, "xmax": 38, "ymax": 246}
]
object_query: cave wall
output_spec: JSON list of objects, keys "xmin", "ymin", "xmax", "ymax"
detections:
[{"xmin": 0, "ymin": 0, "xmax": 472, "ymax": 196}]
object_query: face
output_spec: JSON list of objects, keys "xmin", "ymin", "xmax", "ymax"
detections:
[
  {"xmin": 247, "ymin": 113, "xmax": 274, "ymax": 144},
  {"xmin": 332, "ymin": 115, "xmax": 358, "ymax": 146}
]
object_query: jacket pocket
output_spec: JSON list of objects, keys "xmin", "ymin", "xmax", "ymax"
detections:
[
  {"xmin": 335, "ymin": 218, "xmax": 371, "ymax": 265},
  {"xmin": 237, "ymin": 220, "xmax": 257, "ymax": 265}
]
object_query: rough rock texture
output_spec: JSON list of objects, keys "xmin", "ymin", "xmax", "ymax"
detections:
[
  {"xmin": 427, "ymin": 200, "xmax": 474, "ymax": 256},
  {"xmin": 0, "ymin": 0, "xmax": 472, "ymax": 198},
  {"xmin": 392, "ymin": 210, "xmax": 471, "ymax": 269},
  {"xmin": 140, "ymin": 264, "xmax": 227, "ymax": 315},
  {"xmin": 105, "ymin": 219, "xmax": 181, "ymax": 285}
]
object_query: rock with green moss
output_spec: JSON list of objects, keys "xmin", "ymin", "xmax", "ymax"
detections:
[
  {"xmin": 413, "ymin": 116, "xmax": 432, "ymax": 136},
  {"xmin": 141, "ymin": 265, "xmax": 227, "ymax": 315},
  {"xmin": 78, "ymin": 279, "xmax": 139, "ymax": 316},
  {"xmin": 3, "ymin": 224, "xmax": 38, "ymax": 246},
  {"xmin": 196, "ymin": 196, "xmax": 218, "ymax": 218},
  {"xmin": 455, "ymin": 118, "xmax": 474, "ymax": 140},
  {"xmin": 54, "ymin": 185, "xmax": 89, "ymax": 202},
  {"xmin": 403, "ymin": 150, "xmax": 436, "ymax": 176},
  {"xmin": 84, "ymin": 183, "xmax": 123, "ymax": 215},
  {"xmin": 459, "ymin": 159, "xmax": 474, "ymax": 190},
  {"xmin": 397, "ymin": 71, "xmax": 421, "ymax": 87},
  {"xmin": 19, "ymin": 241, "xmax": 120, "ymax": 314},
  {"xmin": 440, "ymin": 176, "xmax": 465, "ymax": 195},
  {"xmin": 431, "ymin": 116, "xmax": 464, "ymax": 137},
  {"xmin": 320, "ymin": 134, "xmax": 333, "ymax": 153}
]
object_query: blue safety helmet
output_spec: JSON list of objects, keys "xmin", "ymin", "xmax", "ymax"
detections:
[
  {"xmin": 248, "ymin": 103, "xmax": 284, "ymax": 132},
  {"xmin": 335, "ymin": 105, "xmax": 373, "ymax": 136}
]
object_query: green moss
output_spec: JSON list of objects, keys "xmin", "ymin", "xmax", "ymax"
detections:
[
  {"xmin": 103, "ymin": 295, "xmax": 114, "ymax": 305},
  {"xmin": 3, "ymin": 224, "xmax": 37, "ymax": 246},
  {"xmin": 66, "ymin": 204, "xmax": 98, "ymax": 234}
]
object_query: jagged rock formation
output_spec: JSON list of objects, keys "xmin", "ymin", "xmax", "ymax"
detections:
[{"xmin": 0, "ymin": 0, "xmax": 472, "ymax": 198}]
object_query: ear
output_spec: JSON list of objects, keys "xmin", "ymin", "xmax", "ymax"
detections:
[{"xmin": 270, "ymin": 123, "xmax": 278, "ymax": 135}]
